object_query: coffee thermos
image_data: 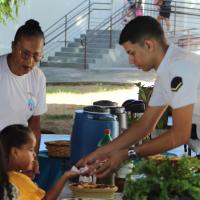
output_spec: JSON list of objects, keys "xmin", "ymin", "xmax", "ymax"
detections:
[{"xmin": 93, "ymin": 100, "xmax": 128, "ymax": 134}]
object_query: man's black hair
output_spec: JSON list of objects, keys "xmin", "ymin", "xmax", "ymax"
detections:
[
  {"xmin": 119, "ymin": 16, "xmax": 165, "ymax": 46},
  {"xmin": 14, "ymin": 19, "xmax": 45, "ymax": 44}
]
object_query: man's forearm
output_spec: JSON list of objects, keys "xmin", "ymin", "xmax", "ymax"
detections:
[
  {"xmin": 135, "ymin": 104, "xmax": 193, "ymax": 157},
  {"xmin": 135, "ymin": 129, "xmax": 186, "ymax": 157},
  {"xmin": 96, "ymin": 106, "xmax": 166, "ymax": 158},
  {"xmin": 102, "ymin": 119, "xmax": 152, "ymax": 154}
]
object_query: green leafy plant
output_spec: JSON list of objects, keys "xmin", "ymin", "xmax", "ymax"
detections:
[
  {"xmin": 135, "ymin": 82, "xmax": 168, "ymax": 129},
  {"xmin": 123, "ymin": 157, "xmax": 200, "ymax": 200},
  {"xmin": 135, "ymin": 82, "xmax": 153, "ymax": 108},
  {"xmin": 0, "ymin": 0, "xmax": 26, "ymax": 24}
]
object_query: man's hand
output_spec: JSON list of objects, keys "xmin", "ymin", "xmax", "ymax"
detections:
[
  {"xmin": 94, "ymin": 149, "xmax": 127, "ymax": 178},
  {"xmin": 77, "ymin": 149, "xmax": 127, "ymax": 178},
  {"xmin": 76, "ymin": 147, "xmax": 106, "ymax": 169}
]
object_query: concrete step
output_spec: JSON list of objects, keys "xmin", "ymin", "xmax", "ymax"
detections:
[
  {"xmin": 84, "ymin": 32, "xmax": 121, "ymax": 38},
  {"xmin": 55, "ymin": 52, "xmax": 103, "ymax": 58},
  {"xmin": 61, "ymin": 47, "xmax": 110, "ymax": 53},
  {"xmin": 74, "ymin": 38, "xmax": 119, "ymax": 44},
  {"xmin": 80, "ymin": 33, "xmax": 120, "ymax": 40},
  {"xmin": 68, "ymin": 42, "xmax": 116, "ymax": 48},
  {"xmin": 86, "ymin": 29, "xmax": 121, "ymax": 35},
  {"xmin": 40, "ymin": 61, "xmax": 88, "ymax": 69},
  {"xmin": 48, "ymin": 56, "xmax": 96, "ymax": 63},
  {"xmin": 42, "ymin": 28, "xmax": 126, "ymax": 70}
]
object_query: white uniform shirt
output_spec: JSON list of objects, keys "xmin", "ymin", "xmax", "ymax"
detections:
[
  {"xmin": 0, "ymin": 54, "xmax": 47, "ymax": 131},
  {"xmin": 149, "ymin": 44, "xmax": 200, "ymax": 153}
]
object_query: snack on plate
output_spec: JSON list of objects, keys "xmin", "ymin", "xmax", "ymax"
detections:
[
  {"xmin": 147, "ymin": 154, "xmax": 180, "ymax": 162},
  {"xmin": 69, "ymin": 182, "xmax": 118, "ymax": 199},
  {"xmin": 72, "ymin": 182, "xmax": 116, "ymax": 189}
]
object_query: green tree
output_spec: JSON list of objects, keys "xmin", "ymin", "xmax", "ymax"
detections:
[{"xmin": 0, "ymin": 0, "xmax": 25, "ymax": 24}]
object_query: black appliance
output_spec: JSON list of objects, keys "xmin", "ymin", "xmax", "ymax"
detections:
[{"xmin": 122, "ymin": 99, "xmax": 145, "ymax": 121}]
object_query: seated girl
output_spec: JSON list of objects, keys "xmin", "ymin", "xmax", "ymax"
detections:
[
  {"xmin": 0, "ymin": 141, "xmax": 20, "ymax": 200},
  {"xmin": 0, "ymin": 124, "xmax": 79, "ymax": 200}
]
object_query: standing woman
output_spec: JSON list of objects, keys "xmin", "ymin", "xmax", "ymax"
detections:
[
  {"xmin": 135, "ymin": 0, "xmax": 143, "ymax": 17},
  {"xmin": 0, "ymin": 19, "xmax": 47, "ymax": 155},
  {"xmin": 157, "ymin": 0, "xmax": 172, "ymax": 32}
]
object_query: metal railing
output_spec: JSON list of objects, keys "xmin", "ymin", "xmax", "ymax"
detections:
[
  {"xmin": 43, "ymin": 0, "xmax": 200, "ymax": 68},
  {"xmin": 80, "ymin": 3, "xmax": 130, "ymax": 68},
  {"xmin": 80, "ymin": 0, "xmax": 200, "ymax": 68},
  {"xmin": 43, "ymin": 0, "xmax": 112, "ymax": 60}
]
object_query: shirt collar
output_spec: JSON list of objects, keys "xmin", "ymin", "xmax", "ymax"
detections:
[{"xmin": 156, "ymin": 44, "xmax": 176, "ymax": 75}]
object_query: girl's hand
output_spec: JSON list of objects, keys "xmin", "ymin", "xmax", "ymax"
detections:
[{"xmin": 64, "ymin": 171, "xmax": 79, "ymax": 179}]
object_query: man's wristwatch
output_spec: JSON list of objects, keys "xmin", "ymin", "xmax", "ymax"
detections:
[{"xmin": 128, "ymin": 147, "xmax": 140, "ymax": 161}]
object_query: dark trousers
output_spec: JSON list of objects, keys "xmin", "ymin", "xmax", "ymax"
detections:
[{"xmin": 191, "ymin": 124, "xmax": 198, "ymax": 140}]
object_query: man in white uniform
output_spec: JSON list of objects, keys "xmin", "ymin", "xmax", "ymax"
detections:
[
  {"xmin": 77, "ymin": 16, "xmax": 200, "ymax": 177},
  {"xmin": 0, "ymin": 19, "xmax": 47, "ymax": 155},
  {"xmin": 149, "ymin": 44, "xmax": 200, "ymax": 153}
]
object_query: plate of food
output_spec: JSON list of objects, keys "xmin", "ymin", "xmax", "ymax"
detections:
[
  {"xmin": 69, "ymin": 182, "xmax": 118, "ymax": 199},
  {"xmin": 146, "ymin": 154, "xmax": 180, "ymax": 163}
]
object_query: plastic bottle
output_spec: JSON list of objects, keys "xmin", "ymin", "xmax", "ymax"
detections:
[
  {"xmin": 97, "ymin": 129, "xmax": 113, "ymax": 147},
  {"xmin": 96, "ymin": 129, "xmax": 115, "ymax": 185}
]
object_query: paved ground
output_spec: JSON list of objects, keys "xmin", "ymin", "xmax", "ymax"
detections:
[{"xmin": 41, "ymin": 67, "xmax": 156, "ymax": 84}]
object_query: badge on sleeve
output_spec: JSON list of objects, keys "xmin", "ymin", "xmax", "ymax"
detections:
[{"xmin": 171, "ymin": 77, "xmax": 183, "ymax": 92}]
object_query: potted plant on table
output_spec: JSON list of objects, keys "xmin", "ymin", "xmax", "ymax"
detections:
[
  {"xmin": 135, "ymin": 82, "xmax": 170, "ymax": 139},
  {"xmin": 123, "ymin": 157, "xmax": 200, "ymax": 200}
]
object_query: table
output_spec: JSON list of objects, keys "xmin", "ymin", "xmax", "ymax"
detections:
[
  {"xmin": 35, "ymin": 134, "xmax": 195, "ymax": 192},
  {"xmin": 35, "ymin": 134, "xmax": 72, "ymax": 191},
  {"xmin": 35, "ymin": 150, "xmax": 72, "ymax": 191}
]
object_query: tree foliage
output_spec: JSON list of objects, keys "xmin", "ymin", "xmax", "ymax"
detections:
[{"xmin": 0, "ymin": 0, "xmax": 25, "ymax": 24}]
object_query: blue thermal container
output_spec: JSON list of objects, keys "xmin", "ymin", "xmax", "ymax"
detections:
[{"xmin": 70, "ymin": 110, "xmax": 119, "ymax": 165}]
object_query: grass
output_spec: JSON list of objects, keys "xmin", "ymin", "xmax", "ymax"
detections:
[
  {"xmin": 41, "ymin": 114, "xmax": 73, "ymax": 121},
  {"xmin": 43, "ymin": 83, "xmax": 137, "ymax": 134},
  {"xmin": 46, "ymin": 83, "xmax": 134, "ymax": 95}
]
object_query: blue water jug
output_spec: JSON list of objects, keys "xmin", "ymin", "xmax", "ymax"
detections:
[{"xmin": 70, "ymin": 106, "xmax": 119, "ymax": 165}]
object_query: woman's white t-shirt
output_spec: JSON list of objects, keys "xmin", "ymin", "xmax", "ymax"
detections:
[{"xmin": 0, "ymin": 54, "xmax": 47, "ymax": 131}]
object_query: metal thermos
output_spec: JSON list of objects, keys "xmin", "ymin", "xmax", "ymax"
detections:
[
  {"xmin": 93, "ymin": 100, "xmax": 128, "ymax": 134},
  {"xmin": 110, "ymin": 106, "xmax": 127, "ymax": 133}
]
